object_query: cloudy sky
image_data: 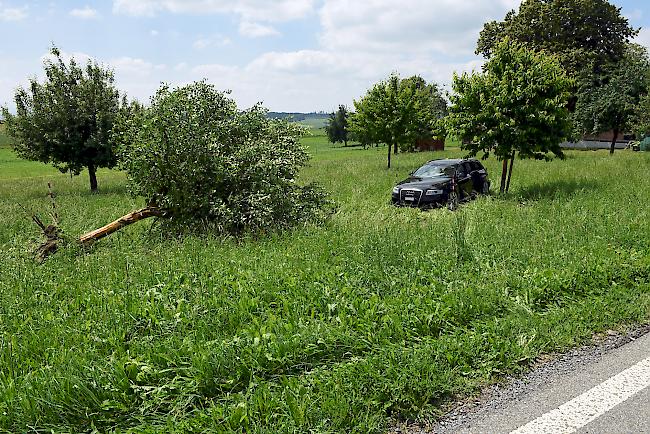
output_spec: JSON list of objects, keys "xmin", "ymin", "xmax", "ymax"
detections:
[{"xmin": 1, "ymin": 0, "xmax": 649, "ymax": 112}]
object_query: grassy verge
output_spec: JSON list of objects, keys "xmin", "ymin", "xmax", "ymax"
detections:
[{"xmin": 0, "ymin": 141, "xmax": 648, "ymax": 433}]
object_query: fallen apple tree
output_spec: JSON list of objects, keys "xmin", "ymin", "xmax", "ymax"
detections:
[
  {"xmin": 31, "ymin": 81, "xmax": 331, "ymax": 260},
  {"xmin": 27, "ymin": 203, "xmax": 164, "ymax": 262},
  {"xmin": 77, "ymin": 206, "xmax": 165, "ymax": 245}
]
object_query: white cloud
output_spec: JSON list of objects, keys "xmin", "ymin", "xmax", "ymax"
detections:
[
  {"xmin": 193, "ymin": 38, "xmax": 211, "ymax": 50},
  {"xmin": 36, "ymin": 50, "xmax": 167, "ymax": 105},
  {"xmin": 0, "ymin": 4, "xmax": 27, "ymax": 21},
  {"xmin": 238, "ymin": 21, "xmax": 279, "ymax": 38},
  {"xmin": 111, "ymin": 56, "xmax": 166, "ymax": 76},
  {"xmin": 112, "ymin": 1, "xmax": 313, "ymax": 41},
  {"xmin": 39, "ymin": 54, "xmax": 158, "ymax": 78},
  {"xmin": 112, "ymin": 0, "xmax": 315, "ymax": 22},
  {"xmin": 112, "ymin": 0, "xmax": 158, "ymax": 17},
  {"xmin": 192, "ymin": 63, "xmax": 238, "ymax": 77},
  {"xmin": 208, "ymin": 0, "xmax": 508, "ymax": 110},
  {"xmin": 109, "ymin": 57, "xmax": 170, "ymax": 102},
  {"xmin": 40, "ymin": 49, "xmax": 94, "ymax": 66},
  {"xmin": 192, "ymin": 35, "xmax": 231, "ymax": 49},
  {"xmin": 70, "ymin": 6, "xmax": 99, "ymax": 19},
  {"xmin": 319, "ymin": 0, "xmax": 517, "ymax": 57},
  {"xmin": 2, "ymin": 0, "xmax": 527, "ymax": 112},
  {"xmin": 105, "ymin": 0, "xmax": 516, "ymax": 111},
  {"xmin": 248, "ymin": 50, "xmax": 340, "ymax": 74},
  {"xmin": 182, "ymin": 51, "xmax": 483, "ymax": 112}
]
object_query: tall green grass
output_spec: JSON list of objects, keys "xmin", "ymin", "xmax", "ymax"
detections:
[{"xmin": 0, "ymin": 142, "xmax": 648, "ymax": 433}]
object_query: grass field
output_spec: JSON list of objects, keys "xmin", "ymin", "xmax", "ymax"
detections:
[
  {"xmin": 0, "ymin": 137, "xmax": 649, "ymax": 433},
  {"xmin": 298, "ymin": 117, "xmax": 329, "ymax": 129}
]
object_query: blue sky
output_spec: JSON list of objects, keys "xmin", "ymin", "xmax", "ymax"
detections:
[{"xmin": 1, "ymin": 0, "xmax": 649, "ymax": 112}]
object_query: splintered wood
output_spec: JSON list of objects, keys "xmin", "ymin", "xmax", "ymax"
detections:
[
  {"xmin": 78, "ymin": 207, "xmax": 163, "ymax": 245},
  {"xmin": 24, "ymin": 185, "xmax": 164, "ymax": 262}
]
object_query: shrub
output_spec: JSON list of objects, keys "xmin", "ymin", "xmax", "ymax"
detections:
[{"xmin": 116, "ymin": 81, "xmax": 331, "ymax": 234}]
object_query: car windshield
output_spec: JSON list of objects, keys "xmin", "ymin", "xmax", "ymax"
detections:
[{"xmin": 412, "ymin": 164, "xmax": 454, "ymax": 178}]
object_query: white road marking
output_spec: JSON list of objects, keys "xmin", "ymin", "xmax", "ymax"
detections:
[{"xmin": 510, "ymin": 356, "xmax": 650, "ymax": 434}]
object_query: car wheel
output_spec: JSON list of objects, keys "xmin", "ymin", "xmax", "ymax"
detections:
[{"xmin": 481, "ymin": 181, "xmax": 490, "ymax": 195}]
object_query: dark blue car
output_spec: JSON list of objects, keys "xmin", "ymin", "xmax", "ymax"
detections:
[{"xmin": 392, "ymin": 158, "xmax": 490, "ymax": 209}]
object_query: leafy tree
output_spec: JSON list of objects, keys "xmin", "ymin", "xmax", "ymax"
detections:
[
  {"xmin": 325, "ymin": 105, "xmax": 350, "ymax": 146},
  {"xmin": 350, "ymin": 73, "xmax": 447, "ymax": 168},
  {"xmin": 476, "ymin": 0, "xmax": 637, "ymax": 77},
  {"xmin": 1, "ymin": 46, "xmax": 123, "ymax": 192},
  {"xmin": 632, "ymin": 92, "xmax": 650, "ymax": 139},
  {"xmin": 573, "ymin": 44, "xmax": 650, "ymax": 154},
  {"xmin": 446, "ymin": 39, "xmax": 573, "ymax": 193},
  {"xmin": 116, "ymin": 81, "xmax": 330, "ymax": 234},
  {"xmin": 476, "ymin": 0, "xmax": 639, "ymax": 151},
  {"xmin": 399, "ymin": 76, "xmax": 448, "ymax": 152}
]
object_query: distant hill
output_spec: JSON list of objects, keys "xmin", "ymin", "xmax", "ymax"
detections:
[{"xmin": 268, "ymin": 112, "xmax": 330, "ymax": 129}]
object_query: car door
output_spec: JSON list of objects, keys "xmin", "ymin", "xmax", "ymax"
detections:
[
  {"xmin": 469, "ymin": 161, "xmax": 488, "ymax": 192},
  {"xmin": 468, "ymin": 161, "xmax": 483, "ymax": 191},
  {"xmin": 456, "ymin": 163, "xmax": 473, "ymax": 198}
]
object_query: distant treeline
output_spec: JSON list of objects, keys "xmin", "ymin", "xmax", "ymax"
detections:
[{"xmin": 267, "ymin": 112, "xmax": 329, "ymax": 122}]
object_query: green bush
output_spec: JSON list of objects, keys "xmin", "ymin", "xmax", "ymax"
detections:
[{"xmin": 116, "ymin": 81, "xmax": 331, "ymax": 233}]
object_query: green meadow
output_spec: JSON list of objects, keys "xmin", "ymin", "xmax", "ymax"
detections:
[{"xmin": 0, "ymin": 132, "xmax": 648, "ymax": 432}]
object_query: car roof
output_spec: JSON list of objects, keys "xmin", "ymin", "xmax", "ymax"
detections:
[{"xmin": 423, "ymin": 158, "xmax": 478, "ymax": 166}]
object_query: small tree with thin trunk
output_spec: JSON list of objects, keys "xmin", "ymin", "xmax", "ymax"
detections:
[
  {"xmin": 1, "ymin": 46, "xmax": 123, "ymax": 193},
  {"xmin": 325, "ymin": 105, "xmax": 350, "ymax": 146},
  {"xmin": 446, "ymin": 39, "xmax": 573, "ymax": 193},
  {"xmin": 573, "ymin": 44, "xmax": 650, "ymax": 154},
  {"xmin": 350, "ymin": 73, "xmax": 447, "ymax": 168}
]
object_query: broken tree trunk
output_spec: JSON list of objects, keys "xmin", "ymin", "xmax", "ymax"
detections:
[
  {"xmin": 26, "ymin": 185, "xmax": 166, "ymax": 262},
  {"xmin": 79, "ymin": 206, "xmax": 164, "ymax": 246},
  {"xmin": 20, "ymin": 202, "xmax": 63, "ymax": 262}
]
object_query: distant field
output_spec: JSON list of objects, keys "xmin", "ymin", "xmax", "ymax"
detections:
[
  {"xmin": 298, "ymin": 116, "xmax": 329, "ymax": 129},
  {"xmin": 1, "ymin": 138, "xmax": 648, "ymax": 433},
  {"xmin": 268, "ymin": 112, "xmax": 330, "ymax": 129}
]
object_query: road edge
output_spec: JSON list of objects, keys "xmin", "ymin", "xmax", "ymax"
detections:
[{"xmin": 389, "ymin": 322, "xmax": 650, "ymax": 434}]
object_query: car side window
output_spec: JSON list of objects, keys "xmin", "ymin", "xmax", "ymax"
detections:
[
  {"xmin": 463, "ymin": 162, "xmax": 473, "ymax": 174},
  {"xmin": 455, "ymin": 164, "xmax": 466, "ymax": 177},
  {"xmin": 470, "ymin": 161, "xmax": 482, "ymax": 171}
]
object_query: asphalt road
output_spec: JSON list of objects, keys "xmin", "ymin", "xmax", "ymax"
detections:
[{"xmin": 412, "ymin": 326, "xmax": 650, "ymax": 434}]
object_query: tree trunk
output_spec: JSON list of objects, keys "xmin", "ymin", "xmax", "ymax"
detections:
[
  {"xmin": 500, "ymin": 158, "xmax": 509, "ymax": 194},
  {"xmin": 88, "ymin": 164, "xmax": 98, "ymax": 193},
  {"xmin": 344, "ymin": 139, "xmax": 348, "ymax": 147},
  {"xmin": 610, "ymin": 127, "xmax": 619, "ymax": 155},
  {"xmin": 79, "ymin": 207, "xmax": 163, "ymax": 246},
  {"xmin": 393, "ymin": 142, "xmax": 398, "ymax": 154},
  {"xmin": 387, "ymin": 143, "xmax": 392, "ymax": 169},
  {"xmin": 505, "ymin": 151, "xmax": 515, "ymax": 193}
]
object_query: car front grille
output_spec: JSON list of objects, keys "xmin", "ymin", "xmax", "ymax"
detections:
[{"xmin": 400, "ymin": 189, "xmax": 422, "ymax": 206}]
